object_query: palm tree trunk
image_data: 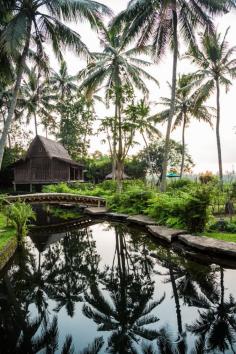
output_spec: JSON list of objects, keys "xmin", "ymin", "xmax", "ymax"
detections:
[
  {"xmin": 216, "ymin": 78, "xmax": 223, "ymax": 186},
  {"xmin": 142, "ymin": 132, "xmax": 155, "ymax": 183},
  {"xmin": 180, "ymin": 114, "xmax": 186, "ymax": 178},
  {"xmin": 0, "ymin": 21, "xmax": 32, "ymax": 170},
  {"xmin": 160, "ymin": 6, "xmax": 178, "ymax": 192},
  {"xmin": 117, "ymin": 103, "xmax": 124, "ymax": 192},
  {"xmin": 2, "ymin": 111, "xmax": 11, "ymax": 148},
  {"xmin": 112, "ymin": 104, "xmax": 118, "ymax": 180},
  {"xmin": 34, "ymin": 112, "xmax": 38, "ymax": 136}
]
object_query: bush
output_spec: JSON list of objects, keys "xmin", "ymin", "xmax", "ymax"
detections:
[
  {"xmin": 199, "ymin": 171, "xmax": 216, "ymax": 184},
  {"xmin": 209, "ymin": 220, "xmax": 236, "ymax": 233},
  {"xmin": 108, "ymin": 186, "xmax": 154, "ymax": 214},
  {"xmin": 4, "ymin": 202, "xmax": 36, "ymax": 244},
  {"xmin": 146, "ymin": 193, "xmax": 187, "ymax": 229},
  {"xmin": 168, "ymin": 178, "xmax": 194, "ymax": 191},
  {"xmin": 184, "ymin": 187, "xmax": 212, "ymax": 233},
  {"xmin": 146, "ymin": 186, "xmax": 212, "ymax": 233},
  {"xmin": 231, "ymin": 182, "xmax": 236, "ymax": 198}
]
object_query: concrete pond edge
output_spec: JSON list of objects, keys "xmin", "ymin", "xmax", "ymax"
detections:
[
  {"xmin": 84, "ymin": 208, "xmax": 236, "ymax": 259},
  {"xmin": 0, "ymin": 237, "xmax": 17, "ymax": 272}
]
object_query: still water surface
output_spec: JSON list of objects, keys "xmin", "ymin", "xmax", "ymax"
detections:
[{"xmin": 1, "ymin": 207, "xmax": 236, "ymax": 354}]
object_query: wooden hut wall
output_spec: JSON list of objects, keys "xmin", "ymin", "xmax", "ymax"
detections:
[
  {"xmin": 14, "ymin": 161, "xmax": 30, "ymax": 183},
  {"xmin": 31, "ymin": 158, "xmax": 52, "ymax": 181},
  {"xmin": 52, "ymin": 159, "xmax": 70, "ymax": 181}
]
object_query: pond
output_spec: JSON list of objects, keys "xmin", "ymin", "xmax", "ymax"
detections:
[{"xmin": 1, "ymin": 205, "xmax": 236, "ymax": 354}]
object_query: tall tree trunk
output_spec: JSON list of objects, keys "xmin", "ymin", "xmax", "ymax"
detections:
[
  {"xmin": 180, "ymin": 114, "xmax": 186, "ymax": 178},
  {"xmin": 0, "ymin": 21, "xmax": 32, "ymax": 170},
  {"xmin": 216, "ymin": 78, "xmax": 223, "ymax": 186},
  {"xmin": 112, "ymin": 104, "xmax": 118, "ymax": 180},
  {"xmin": 117, "ymin": 103, "xmax": 123, "ymax": 192},
  {"xmin": 34, "ymin": 112, "xmax": 38, "ymax": 136},
  {"xmin": 142, "ymin": 132, "xmax": 155, "ymax": 184},
  {"xmin": 160, "ymin": 6, "xmax": 178, "ymax": 192},
  {"xmin": 2, "ymin": 112, "xmax": 11, "ymax": 148}
]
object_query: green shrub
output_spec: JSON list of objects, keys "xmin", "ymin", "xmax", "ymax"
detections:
[
  {"xmin": 209, "ymin": 220, "xmax": 236, "ymax": 233},
  {"xmin": 199, "ymin": 171, "xmax": 217, "ymax": 184},
  {"xmin": 146, "ymin": 186, "xmax": 212, "ymax": 233},
  {"xmin": 168, "ymin": 178, "xmax": 194, "ymax": 190},
  {"xmin": 43, "ymin": 183, "xmax": 72, "ymax": 194},
  {"xmin": 108, "ymin": 187, "xmax": 154, "ymax": 214},
  {"xmin": 4, "ymin": 202, "xmax": 36, "ymax": 244},
  {"xmin": 231, "ymin": 182, "xmax": 236, "ymax": 198},
  {"xmin": 146, "ymin": 193, "xmax": 187, "ymax": 228},
  {"xmin": 184, "ymin": 187, "xmax": 212, "ymax": 233}
]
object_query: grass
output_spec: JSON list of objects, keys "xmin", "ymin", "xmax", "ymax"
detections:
[
  {"xmin": 0, "ymin": 212, "xmax": 15, "ymax": 251},
  {"xmin": 204, "ymin": 231, "xmax": 236, "ymax": 243}
]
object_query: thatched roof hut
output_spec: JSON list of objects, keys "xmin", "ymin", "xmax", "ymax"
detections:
[{"xmin": 13, "ymin": 135, "xmax": 84, "ymax": 191}]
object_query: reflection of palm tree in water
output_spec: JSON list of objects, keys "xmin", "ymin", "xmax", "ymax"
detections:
[
  {"xmin": 42, "ymin": 227, "xmax": 100, "ymax": 317},
  {"xmin": 0, "ymin": 240, "xmax": 104, "ymax": 354},
  {"xmin": 83, "ymin": 224, "xmax": 165, "ymax": 353},
  {"xmin": 0, "ymin": 275, "xmax": 104, "ymax": 354},
  {"xmin": 188, "ymin": 266, "xmax": 236, "ymax": 353},
  {"xmin": 153, "ymin": 248, "xmax": 189, "ymax": 353}
]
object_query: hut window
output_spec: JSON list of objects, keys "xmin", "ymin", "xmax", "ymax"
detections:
[{"xmin": 39, "ymin": 147, "xmax": 43, "ymax": 152}]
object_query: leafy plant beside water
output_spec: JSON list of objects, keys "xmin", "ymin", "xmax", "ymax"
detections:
[
  {"xmin": 4, "ymin": 202, "xmax": 36, "ymax": 244},
  {"xmin": 43, "ymin": 180, "xmax": 213, "ymax": 233},
  {"xmin": 108, "ymin": 187, "xmax": 154, "ymax": 214},
  {"xmin": 147, "ymin": 186, "xmax": 212, "ymax": 233}
]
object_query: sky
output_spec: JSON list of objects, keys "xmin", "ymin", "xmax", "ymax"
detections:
[{"xmin": 48, "ymin": 0, "xmax": 236, "ymax": 174}]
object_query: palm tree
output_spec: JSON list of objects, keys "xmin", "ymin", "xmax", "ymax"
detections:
[
  {"xmin": 124, "ymin": 99, "xmax": 162, "ymax": 182},
  {"xmin": 186, "ymin": 28, "xmax": 236, "ymax": 185},
  {"xmin": 0, "ymin": 0, "xmax": 111, "ymax": 169},
  {"xmin": 17, "ymin": 67, "xmax": 56, "ymax": 136},
  {"xmin": 50, "ymin": 60, "xmax": 79, "ymax": 100},
  {"xmin": 79, "ymin": 28, "xmax": 158, "ymax": 187},
  {"xmin": 112, "ymin": 0, "xmax": 234, "ymax": 191},
  {"xmin": 158, "ymin": 74, "xmax": 214, "ymax": 178}
]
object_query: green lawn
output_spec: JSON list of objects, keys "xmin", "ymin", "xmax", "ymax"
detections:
[
  {"xmin": 205, "ymin": 232, "xmax": 236, "ymax": 243},
  {"xmin": 0, "ymin": 213, "xmax": 15, "ymax": 251}
]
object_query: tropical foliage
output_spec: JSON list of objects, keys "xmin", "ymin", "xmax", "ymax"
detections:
[
  {"xmin": 3, "ymin": 201, "xmax": 36, "ymax": 243},
  {"xmin": 186, "ymin": 28, "xmax": 236, "ymax": 184}
]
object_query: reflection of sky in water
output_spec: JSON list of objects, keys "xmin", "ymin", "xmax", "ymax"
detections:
[{"xmin": 1, "ymin": 218, "xmax": 236, "ymax": 354}]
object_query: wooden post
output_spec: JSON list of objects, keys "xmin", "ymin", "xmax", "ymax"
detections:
[
  {"xmin": 13, "ymin": 182, "xmax": 16, "ymax": 192},
  {"xmin": 30, "ymin": 184, "xmax": 33, "ymax": 193}
]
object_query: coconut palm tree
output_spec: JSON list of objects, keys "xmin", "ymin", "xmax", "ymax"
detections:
[
  {"xmin": 79, "ymin": 28, "xmax": 158, "ymax": 188},
  {"xmin": 186, "ymin": 28, "xmax": 236, "ymax": 185},
  {"xmin": 50, "ymin": 60, "xmax": 79, "ymax": 100},
  {"xmin": 0, "ymin": 0, "xmax": 111, "ymax": 169},
  {"xmin": 124, "ymin": 99, "xmax": 162, "ymax": 182},
  {"xmin": 158, "ymin": 74, "xmax": 214, "ymax": 177},
  {"xmin": 112, "ymin": 0, "xmax": 234, "ymax": 191},
  {"xmin": 17, "ymin": 67, "xmax": 56, "ymax": 135}
]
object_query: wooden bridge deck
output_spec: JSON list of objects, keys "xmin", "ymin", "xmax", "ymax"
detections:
[{"xmin": 5, "ymin": 193, "xmax": 106, "ymax": 207}]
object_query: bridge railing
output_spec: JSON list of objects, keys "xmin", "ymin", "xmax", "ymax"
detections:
[{"xmin": 5, "ymin": 193, "xmax": 106, "ymax": 207}]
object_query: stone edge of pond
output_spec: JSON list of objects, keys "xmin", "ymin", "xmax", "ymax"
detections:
[
  {"xmin": 0, "ymin": 237, "xmax": 17, "ymax": 271},
  {"xmin": 95, "ymin": 211, "xmax": 236, "ymax": 259}
]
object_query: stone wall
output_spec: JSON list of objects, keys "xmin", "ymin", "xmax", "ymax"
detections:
[{"xmin": 0, "ymin": 237, "xmax": 17, "ymax": 271}]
